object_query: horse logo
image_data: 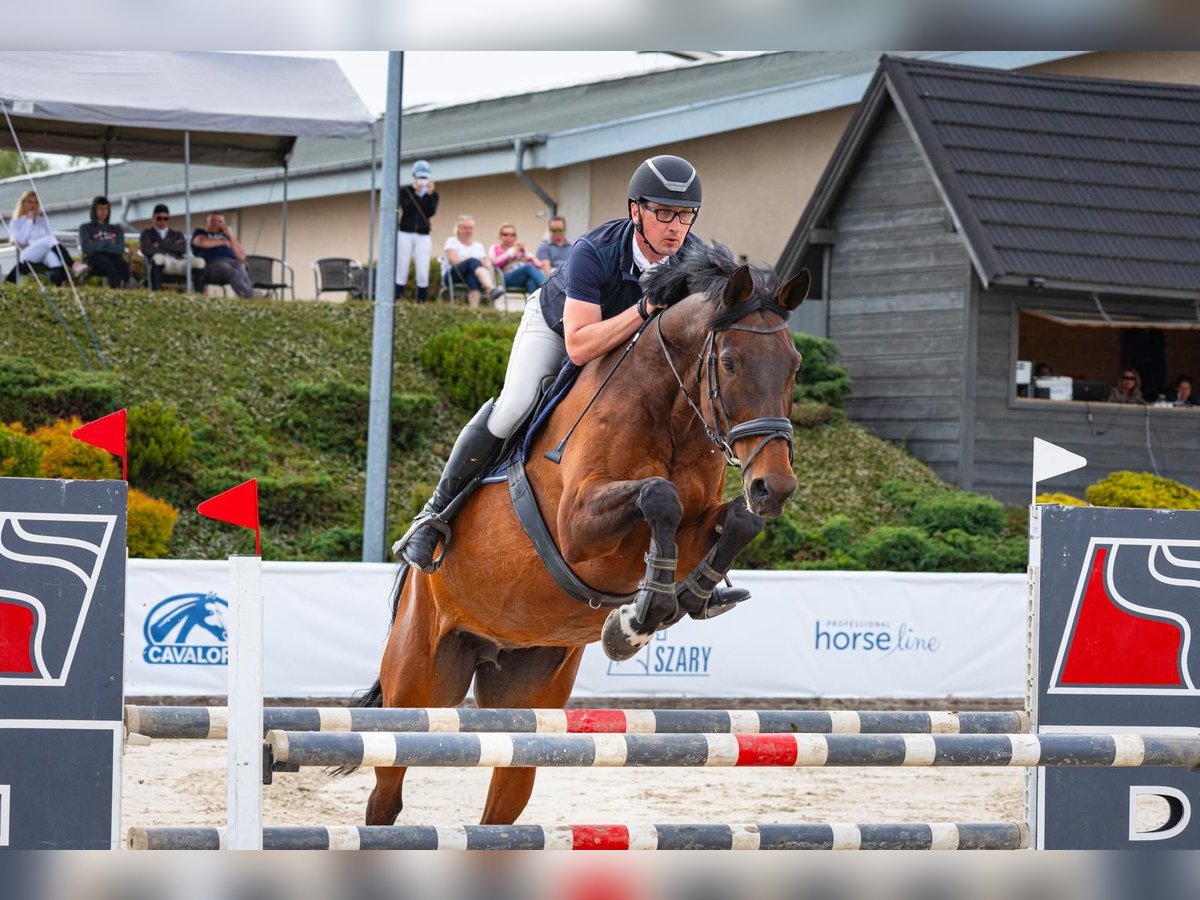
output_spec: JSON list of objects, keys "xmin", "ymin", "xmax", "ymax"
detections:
[
  {"xmin": 142, "ymin": 593, "xmax": 229, "ymax": 665},
  {"xmin": 1049, "ymin": 538, "xmax": 1200, "ymax": 695},
  {"xmin": 0, "ymin": 511, "xmax": 117, "ymax": 686}
]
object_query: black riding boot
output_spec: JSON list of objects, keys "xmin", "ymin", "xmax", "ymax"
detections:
[
  {"xmin": 397, "ymin": 400, "xmax": 505, "ymax": 572},
  {"xmin": 416, "ymin": 285, "xmax": 428, "ymax": 303}
]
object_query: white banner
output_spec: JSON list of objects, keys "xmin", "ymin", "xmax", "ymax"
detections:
[{"xmin": 125, "ymin": 561, "xmax": 1025, "ymax": 699}]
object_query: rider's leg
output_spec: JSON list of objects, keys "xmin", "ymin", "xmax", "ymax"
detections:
[{"xmin": 398, "ymin": 292, "xmax": 565, "ymax": 572}]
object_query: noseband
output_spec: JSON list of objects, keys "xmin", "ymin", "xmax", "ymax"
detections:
[{"xmin": 655, "ymin": 303, "xmax": 795, "ymax": 471}]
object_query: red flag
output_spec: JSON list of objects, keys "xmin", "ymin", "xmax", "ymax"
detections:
[
  {"xmin": 197, "ymin": 478, "xmax": 261, "ymax": 555},
  {"xmin": 72, "ymin": 409, "xmax": 127, "ymax": 481}
]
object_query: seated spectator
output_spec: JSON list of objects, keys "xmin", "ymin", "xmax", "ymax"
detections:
[
  {"xmin": 140, "ymin": 203, "xmax": 204, "ymax": 290},
  {"xmin": 490, "ymin": 223, "xmax": 547, "ymax": 295},
  {"xmin": 79, "ymin": 195, "xmax": 132, "ymax": 289},
  {"xmin": 444, "ymin": 215, "xmax": 503, "ymax": 308},
  {"xmin": 1035, "ymin": 362, "xmax": 1054, "ymax": 378},
  {"xmin": 535, "ymin": 216, "xmax": 571, "ymax": 275},
  {"xmin": 1106, "ymin": 367, "xmax": 1145, "ymax": 404},
  {"xmin": 192, "ymin": 212, "xmax": 253, "ymax": 298},
  {"xmin": 1170, "ymin": 374, "xmax": 1196, "ymax": 407},
  {"xmin": 6, "ymin": 190, "xmax": 72, "ymax": 286}
]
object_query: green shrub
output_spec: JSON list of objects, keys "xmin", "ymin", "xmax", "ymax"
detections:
[
  {"xmin": 789, "ymin": 400, "xmax": 841, "ymax": 429},
  {"xmin": 0, "ymin": 357, "xmax": 122, "ymax": 427},
  {"xmin": 127, "ymin": 488, "xmax": 179, "ymax": 558},
  {"xmin": 1036, "ymin": 492, "xmax": 1087, "ymax": 506},
  {"xmin": 931, "ymin": 529, "xmax": 1026, "ymax": 573},
  {"xmin": 909, "ymin": 492, "xmax": 1005, "ymax": 537},
  {"xmin": 285, "ymin": 380, "xmax": 438, "ymax": 455},
  {"xmin": 190, "ymin": 398, "xmax": 271, "ymax": 472},
  {"xmin": 420, "ymin": 321, "xmax": 518, "ymax": 409},
  {"xmin": 879, "ymin": 479, "xmax": 945, "ymax": 516},
  {"xmin": 127, "ymin": 401, "xmax": 193, "ymax": 496},
  {"xmin": 193, "ymin": 468, "xmax": 348, "ymax": 529},
  {"xmin": 1085, "ymin": 471, "xmax": 1200, "ymax": 510},
  {"xmin": 0, "ymin": 423, "xmax": 43, "ymax": 476},
  {"xmin": 792, "ymin": 333, "xmax": 852, "ymax": 408},
  {"xmin": 302, "ymin": 526, "xmax": 363, "ymax": 560},
  {"xmin": 849, "ymin": 526, "xmax": 940, "ymax": 571},
  {"xmin": 24, "ymin": 417, "xmax": 119, "ymax": 479}
]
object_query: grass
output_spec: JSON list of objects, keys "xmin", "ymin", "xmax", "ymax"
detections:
[{"xmin": 1, "ymin": 283, "xmax": 951, "ymax": 560}]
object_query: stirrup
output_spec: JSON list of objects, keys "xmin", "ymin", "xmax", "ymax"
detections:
[{"xmin": 391, "ymin": 513, "xmax": 453, "ymax": 572}]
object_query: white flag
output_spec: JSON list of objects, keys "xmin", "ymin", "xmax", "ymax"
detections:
[{"xmin": 1032, "ymin": 438, "xmax": 1087, "ymax": 485}]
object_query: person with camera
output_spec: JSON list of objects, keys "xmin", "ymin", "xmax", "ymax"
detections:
[
  {"xmin": 396, "ymin": 159, "xmax": 439, "ymax": 302},
  {"xmin": 396, "ymin": 154, "xmax": 704, "ymax": 573}
]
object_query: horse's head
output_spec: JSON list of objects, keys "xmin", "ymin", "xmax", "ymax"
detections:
[{"xmin": 706, "ymin": 264, "xmax": 808, "ymax": 517}]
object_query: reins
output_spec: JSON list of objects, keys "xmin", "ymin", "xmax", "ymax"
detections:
[{"xmin": 655, "ymin": 301, "xmax": 795, "ymax": 471}]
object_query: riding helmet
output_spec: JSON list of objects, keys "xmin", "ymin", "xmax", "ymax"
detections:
[{"xmin": 627, "ymin": 155, "xmax": 702, "ymax": 208}]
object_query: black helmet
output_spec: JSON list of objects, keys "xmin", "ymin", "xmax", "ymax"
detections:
[{"xmin": 628, "ymin": 155, "xmax": 701, "ymax": 208}]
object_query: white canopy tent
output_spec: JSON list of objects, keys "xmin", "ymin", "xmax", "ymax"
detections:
[{"xmin": 0, "ymin": 51, "xmax": 377, "ymax": 289}]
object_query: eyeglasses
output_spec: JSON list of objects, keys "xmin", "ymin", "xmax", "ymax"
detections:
[
  {"xmin": 1122, "ymin": 375, "xmax": 1137, "ymax": 381},
  {"xmin": 500, "ymin": 231, "xmax": 516, "ymax": 237},
  {"xmin": 549, "ymin": 226, "xmax": 565, "ymax": 233},
  {"xmin": 154, "ymin": 216, "xmax": 169, "ymax": 222},
  {"xmin": 639, "ymin": 202, "xmax": 698, "ymax": 225}
]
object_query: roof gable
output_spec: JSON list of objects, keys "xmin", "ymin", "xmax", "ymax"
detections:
[{"xmin": 784, "ymin": 55, "xmax": 1200, "ymax": 298}]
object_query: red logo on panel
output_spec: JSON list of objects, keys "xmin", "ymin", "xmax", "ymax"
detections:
[{"xmin": 1051, "ymin": 540, "xmax": 1196, "ymax": 694}]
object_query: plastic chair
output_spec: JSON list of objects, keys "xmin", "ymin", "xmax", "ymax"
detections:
[
  {"xmin": 313, "ymin": 257, "xmax": 366, "ymax": 300},
  {"xmin": 245, "ymin": 254, "xmax": 295, "ymax": 300}
]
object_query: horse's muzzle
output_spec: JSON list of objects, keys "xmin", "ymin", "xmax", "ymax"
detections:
[{"xmin": 745, "ymin": 472, "xmax": 796, "ymax": 517}]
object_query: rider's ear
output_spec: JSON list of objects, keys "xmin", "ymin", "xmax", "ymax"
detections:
[
  {"xmin": 721, "ymin": 265, "xmax": 755, "ymax": 308},
  {"xmin": 778, "ymin": 268, "xmax": 810, "ymax": 311}
]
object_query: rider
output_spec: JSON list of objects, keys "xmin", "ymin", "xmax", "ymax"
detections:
[{"xmin": 397, "ymin": 154, "xmax": 705, "ymax": 572}]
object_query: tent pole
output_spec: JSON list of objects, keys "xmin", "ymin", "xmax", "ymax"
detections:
[
  {"xmin": 362, "ymin": 51, "xmax": 403, "ymax": 563},
  {"xmin": 367, "ymin": 136, "xmax": 377, "ymax": 299},
  {"xmin": 103, "ymin": 145, "xmax": 109, "ymax": 196},
  {"xmin": 184, "ymin": 131, "xmax": 193, "ymax": 294},
  {"xmin": 281, "ymin": 160, "xmax": 289, "ymax": 288}
]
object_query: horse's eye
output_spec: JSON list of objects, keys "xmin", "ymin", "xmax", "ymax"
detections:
[{"xmin": 721, "ymin": 356, "xmax": 737, "ymax": 374}]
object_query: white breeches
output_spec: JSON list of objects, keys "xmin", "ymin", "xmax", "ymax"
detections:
[
  {"xmin": 396, "ymin": 231, "xmax": 432, "ymax": 288},
  {"xmin": 487, "ymin": 291, "xmax": 567, "ymax": 439}
]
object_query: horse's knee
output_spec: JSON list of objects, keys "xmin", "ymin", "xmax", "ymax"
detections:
[
  {"xmin": 725, "ymin": 496, "xmax": 765, "ymax": 543},
  {"xmin": 637, "ymin": 477, "xmax": 683, "ymax": 528}
]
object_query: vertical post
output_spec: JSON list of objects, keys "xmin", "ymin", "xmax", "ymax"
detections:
[
  {"xmin": 362, "ymin": 51, "xmax": 403, "ymax": 562},
  {"xmin": 226, "ymin": 554, "xmax": 263, "ymax": 850},
  {"xmin": 281, "ymin": 161, "xmax": 289, "ymax": 279},
  {"xmin": 367, "ymin": 137, "xmax": 377, "ymax": 299},
  {"xmin": 184, "ymin": 132, "xmax": 193, "ymax": 294}
]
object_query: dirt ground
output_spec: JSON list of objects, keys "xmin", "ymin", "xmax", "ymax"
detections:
[{"xmin": 121, "ymin": 738, "xmax": 1028, "ymax": 831}]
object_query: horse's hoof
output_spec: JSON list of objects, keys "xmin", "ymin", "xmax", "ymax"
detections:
[{"xmin": 601, "ymin": 607, "xmax": 651, "ymax": 661}]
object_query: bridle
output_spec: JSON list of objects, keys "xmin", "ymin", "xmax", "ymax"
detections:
[{"xmin": 655, "ymin": 300, "xmax": 795, "ymax": 471}]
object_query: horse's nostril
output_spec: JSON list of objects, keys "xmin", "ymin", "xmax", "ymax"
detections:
[{"xmin": 750, "ymin": 478, "xmax": 770, "ymax": 501}]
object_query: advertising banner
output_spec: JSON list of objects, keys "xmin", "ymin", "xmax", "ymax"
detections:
[{"xmin": 126, "ymin": 562, "xmax": 1025, "ymax": 699}]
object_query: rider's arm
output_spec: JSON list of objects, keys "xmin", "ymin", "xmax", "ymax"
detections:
[{"xmin": 562, "ymin": 298, "xmax": 645, "ymax": 366}]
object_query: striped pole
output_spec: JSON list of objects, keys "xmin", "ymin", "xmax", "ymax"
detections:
[
  {"xmin": 265, "ymin": 731, "xmax": 1200, "ymax": 770},
  {"xmin": 128, "ymin": 821, "xmax": 1028, "ymax": 851},
  {"xmin": 124, "ymin": 706, "xmax": 1030, "ymax": 740}
]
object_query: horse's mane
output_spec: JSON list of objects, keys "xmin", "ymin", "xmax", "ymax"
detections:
[{"xmin": 639, "ymin": 242, "xmax": 786, "ymax": 329}]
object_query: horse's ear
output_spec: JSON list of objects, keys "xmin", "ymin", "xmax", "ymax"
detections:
[
  {"xmin": 777, "ymin": 268, "xmax": 810, "ymax": 311},
  {"xmin": 721, "ymin": 265, "xmax": 755, "ymax": 308}
]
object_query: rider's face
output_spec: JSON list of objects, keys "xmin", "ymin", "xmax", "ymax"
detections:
[{"xmin": 631, "ymin": 201, "xmax": 694, "ymax": 258}]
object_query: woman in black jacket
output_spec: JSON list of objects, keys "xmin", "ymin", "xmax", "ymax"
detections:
[{"xmin": 395, "ymin": 159, "xmax": 438, "ymax": 302}]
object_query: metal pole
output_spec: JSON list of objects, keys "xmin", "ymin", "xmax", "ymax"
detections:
[
  {"xmin": 184, "ymin": 131, "xmax": 193, "ymax": 294},
  {"xmin": 367, "ymin": 136, "xmax": 377, "ymax": 299},
  {"xmin": 281, "ymin": 160, "xmax": 289, "ymax": 285},
  {"xmin": 362, "ymin": 51, "xmax": 403, "ymax": 562}
]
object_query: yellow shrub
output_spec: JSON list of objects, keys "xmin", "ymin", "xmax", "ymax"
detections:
[
  {"xmin": 25, "ymin": 417, "xmax": 119, "ymax": 480},
  {"xmin": 1085, "ymin": 471, "xmax": 1200, "ymax": 510},
  {"xmin": 1036, "ymin": 492, "xmax": 1087, "ymax": 506},
  {"xmin": 128, "ymin": 488, "xmax": 178, "ymax": 558}
]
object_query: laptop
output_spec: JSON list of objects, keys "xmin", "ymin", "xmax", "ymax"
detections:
[{"xmin": 1072, "ymin": 380, "xmax": 1106, "ymax": 402}]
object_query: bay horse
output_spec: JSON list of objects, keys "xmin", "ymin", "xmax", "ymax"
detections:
[{"xmin": 360, "ymin": 243, "xmax": 808, "ymax": 826}]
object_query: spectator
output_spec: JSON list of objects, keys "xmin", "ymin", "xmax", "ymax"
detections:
[
  {"xmin": 396, "ymin": 159, "xmax": 438, "ymax": 303},
  {"xmin": 535, "ymin": 215, "xmax": 571, "ymax": 275},
  {"xmin": 1106, "ymin": 367, "xmax": 1144, "ymax": 404},
  {"xmin": 79, "ymin": 195, "xmax": 132, "ymax": 289},
  {"xmin": 443, "ymin": 215, "xmax": 503, "ymax": 308},
  {"xmin": 489, "ymin": 223, "xmax": 547, "ymax": 295},
  {"xmin": 140, "ymin": 203, "xmax": 204, "ymax": 290},
  {"xmin": 1170, "ymin": 375, "xmax": 1196, "ymax": 407},
  {"xmin": 192, "ymin": 212, "xmax": 253, "ymax": 298},
  {"xmin": 1035, "ymin": 362, "xmax": 1054, "ymax": 378},
  {"xmin": 6, "ymin": 190, "xmax": 71, "ymax": 286}
]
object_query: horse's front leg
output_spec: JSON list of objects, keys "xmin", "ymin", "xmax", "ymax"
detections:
[
  {"xmin": 594, "ymin": 476, "xmax": 683, "ymax": 661},
  {"xmin": 669, "ymin": 495, "xmax": 764, "ymax": 624}
]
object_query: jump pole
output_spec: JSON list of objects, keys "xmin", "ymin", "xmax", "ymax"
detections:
[{"xmin": 226, "ymin": 555, "xmax": 263, "ymax": 850}]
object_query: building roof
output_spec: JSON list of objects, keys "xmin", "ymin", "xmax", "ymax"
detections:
[
  {"xmin": 781, "ymin": 55, "xmax": 1200, "ymax": 299},
  {"xmin": 0, "ymin": 51, "xmax": 1084, "ymax": 225}
]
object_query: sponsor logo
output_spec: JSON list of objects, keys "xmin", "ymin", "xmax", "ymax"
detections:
[
  {"xmin": 142, "ymin": 592, "xmax": 229, "ymax": 665},
  {"xmin": 812, "ymin": 618, "xmax": 940, "ymax": 656},
  {"xmin": 606, "ymin": 630, "xmax": 712, "ymax": 677},
  {"xmin": 1049, "ymin": 538, "xmax": 1200, "ymax": 696},
  {"xmin": 0, "ymin": 511, "xmax": 117, "ymax": 686}
]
